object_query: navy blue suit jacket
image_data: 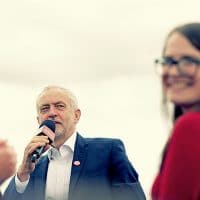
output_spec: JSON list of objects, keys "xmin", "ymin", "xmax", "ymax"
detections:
[{"xmin": 4, "ymin": 133, "xmax": 146, "ymax": 200}]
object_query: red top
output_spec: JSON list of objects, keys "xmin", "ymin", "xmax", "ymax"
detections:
[{"xmin": 151, "ymin": 112, "xmax": 200, "ymax": 200}]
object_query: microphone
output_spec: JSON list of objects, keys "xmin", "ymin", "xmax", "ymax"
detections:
[{"xmin": 31, "ymin": 120, "xmax": 56, "ymax": 162}]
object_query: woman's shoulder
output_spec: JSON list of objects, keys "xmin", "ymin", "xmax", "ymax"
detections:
[
  {"xmin": 172, "ymin": 111, "xmax": 200, "ymax": 141},
  {"xmin": 175, "ymin": 111, "xmax": 200, "ymax": 127}
]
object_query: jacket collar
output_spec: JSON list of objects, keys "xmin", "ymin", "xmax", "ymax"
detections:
[{"xmin": 68, "ymin": 133, "xmax": 88, "ymax": 199}]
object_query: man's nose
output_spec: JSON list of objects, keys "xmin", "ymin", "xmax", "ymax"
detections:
[{"xmin": 47, "ymin": 106, "xmax": 57, "ymax": 119}]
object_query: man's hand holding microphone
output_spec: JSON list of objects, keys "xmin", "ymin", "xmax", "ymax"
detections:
[{"xmin": 17, "ymin": 120, "xmax": 55, "ymax": 182}]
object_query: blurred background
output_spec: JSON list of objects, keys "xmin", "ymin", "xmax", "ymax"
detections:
[{"xmin": 0, "ymin": 0, "xmax": 199, "ymax": 198}]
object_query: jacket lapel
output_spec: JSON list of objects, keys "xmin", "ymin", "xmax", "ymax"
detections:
[{"xmin": 68, "ymin": 133, "xmax": 88, "ymax": 198}]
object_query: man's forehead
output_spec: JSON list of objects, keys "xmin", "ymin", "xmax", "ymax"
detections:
[{"xmin": 38, "ymin": 90, "xmax": 69, "ymax": 105}]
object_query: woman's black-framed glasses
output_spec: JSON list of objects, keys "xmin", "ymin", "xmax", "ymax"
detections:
[{"xmin": 154, "ymin": 56, "xmax": 200, "ymax": 76}]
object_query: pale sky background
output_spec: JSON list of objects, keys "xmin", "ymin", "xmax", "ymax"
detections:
[{"xmin": 0, "ymin": 0, "xmax": 199, "ymax": 199}]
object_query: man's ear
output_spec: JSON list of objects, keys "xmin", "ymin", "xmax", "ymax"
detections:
[
  {"xmin": 74, "ymin": 109, "xmax": 81, "ymax": 123},
  {"xmin": 37, "ymin": 116, "xmax": 40, "ymax": 125}
]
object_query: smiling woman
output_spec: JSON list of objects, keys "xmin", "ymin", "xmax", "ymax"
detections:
[{"xmin": 151, "ymin": 23, "xmax": 200, "ymax": 200}]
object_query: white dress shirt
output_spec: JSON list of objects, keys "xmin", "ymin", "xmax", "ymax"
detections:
[{"xmin": 15, "ymin": 132, "xmax": 76, "ymax": 200}]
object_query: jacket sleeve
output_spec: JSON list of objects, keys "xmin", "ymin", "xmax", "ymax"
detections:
[
  {"xmin": 110, "ymin": 139, "xmax": 146, "ymax": 200},
  {"xmin": 3, "ymin": 156, "xmax": 48, "ymax": 200},
  {"xmin": 3, "ymin": 177, "xmax": 26, "ymax": 200}
]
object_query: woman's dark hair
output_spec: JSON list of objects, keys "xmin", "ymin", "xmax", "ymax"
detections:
[
  {"xmin": 163, "ymin": 23, "xmax": 200, "ymax": 55},
  {"xmin": 173, "ymin": 105, "xmax": 183, "ymax": 121},
  {"xmin": 160, "ymin": 23, "xmax": 200, "ymax": 170}
]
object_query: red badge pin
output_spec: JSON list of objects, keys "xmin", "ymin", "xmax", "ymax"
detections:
[{"xmin": 73, "ymin": 160, "xmax": 80, "ymax": 166}]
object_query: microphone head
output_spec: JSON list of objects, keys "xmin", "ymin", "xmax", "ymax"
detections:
[
  {"xmin": 31, "ymin": 120, "xmax": 56, "ymax": 163},
  {"xmin": 39, "ymin": 120, "xmax": 56, "ymax": 132}
]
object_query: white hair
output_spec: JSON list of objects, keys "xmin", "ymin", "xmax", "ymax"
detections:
[{"xmin": 36, "ymin": 85, "xmax": 79, "ymax": 112}]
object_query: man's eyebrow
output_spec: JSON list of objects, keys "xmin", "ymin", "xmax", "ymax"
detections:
[
  {"xmin": 40, "ymin": 104, "xmax": 50, "ymax": 108},
  {"xmin": 54, "ymin": 101, "xmax": 66, "ymax": 105},
  {"xmin": 39, "ymin": 102, "xmax": 66, "ymax": 108}
]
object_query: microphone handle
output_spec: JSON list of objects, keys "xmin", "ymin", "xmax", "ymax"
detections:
[{"xmin": 31, "ymin": 146, "xmax": 45, "ymax": 163}]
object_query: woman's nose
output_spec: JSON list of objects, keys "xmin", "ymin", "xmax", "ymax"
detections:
[{"xmin": 167, "ymin": 65, "xmax": 180, "ymax": 75}]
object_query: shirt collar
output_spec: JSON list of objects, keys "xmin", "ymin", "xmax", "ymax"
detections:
[
  {"xmin": 62, "ymin": 131, "xmax": 76, "ymax": 152},
  {"xmin": 47, "ymin": 131, "xmax": 77, "ymax": 161}
]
